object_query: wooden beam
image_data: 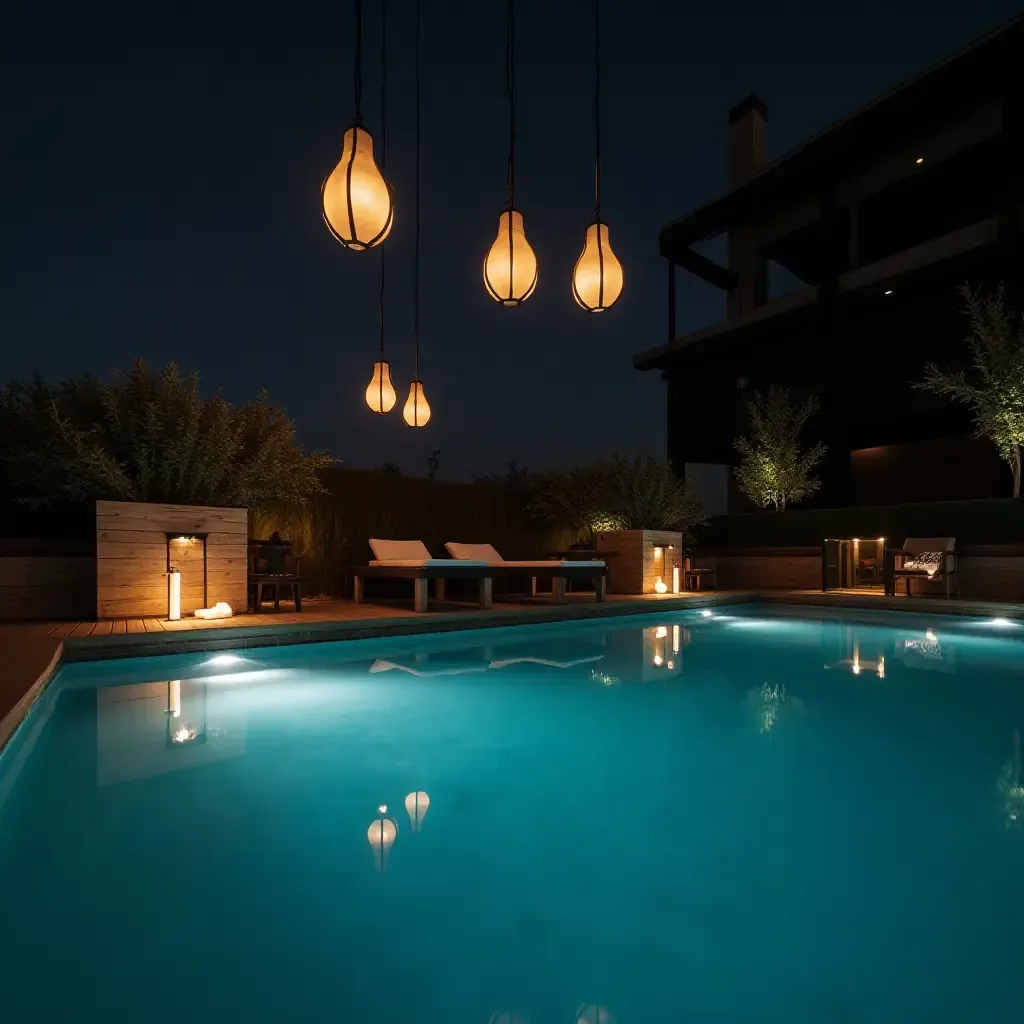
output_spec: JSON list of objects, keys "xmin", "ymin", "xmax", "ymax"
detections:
[{"xmin": 669, "ymin": 247, "xmax": 739, "ymax": 293}]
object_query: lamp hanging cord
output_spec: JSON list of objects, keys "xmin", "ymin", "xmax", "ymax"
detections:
[
  {"xmin": 414, "ymin": 0, "xmax": 421, "ymax": 381},
  {"xmin": 353, "ymin": 0, "xmax": 364, "ymax": 124},
  {"xmin": 378, "ymin": 0, "xmax": 386, "ymax": 360},
  {"xmin": 505, "ymin": 0, "xmax": 515, "ymax": 212},
  {"xmin": 592, "ymin": 0, "xmax": 601, "ymax": 220}
]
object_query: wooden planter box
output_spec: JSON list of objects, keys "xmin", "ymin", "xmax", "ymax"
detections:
[
  {"xmin": 96, "ymin": 501, "xmax": 248, "ymax": 619},
  {"xmin": 595, "ymin": 529, "xmax": 683, "ymax": 595}
]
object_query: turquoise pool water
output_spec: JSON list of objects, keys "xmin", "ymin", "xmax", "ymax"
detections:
[{"xmin": 2, "ymin": 607, "xmax": 1024, "ymax": 1022}]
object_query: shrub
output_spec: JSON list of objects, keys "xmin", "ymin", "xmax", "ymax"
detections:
[
  {"xmin": 0, "ymin": 360, "xmax": 332, "ymax": 510},
  {"xmin": 528, "ymin": 453, "xmax": 707, "ymax": 543}
]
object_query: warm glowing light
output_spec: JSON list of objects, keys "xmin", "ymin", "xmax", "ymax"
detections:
[
  {"xmin": 655, "ymin": 625, "xmax": 668, "ymax": 639},
  {"xmin": 653, "ymin": 654, "xmax": 663, "ymax": 667},
  {"xmin": 884, "ymin": 289, "xmax": 893, "ymax": 295},
  {"xmin": 877, "ymin": 655, "xmax": 885, "ymax": 679},
  {"xmin": 878, "ymin": 537, "xmax": 885, "ymax": 542},
  {"xmin": 322, "ymin": 125, "xmax": 394, "ymax": 251},
  {"xmin": 572, "ymin": 221, "xmax": 624, "ymax": 311},
  {"xmin": 404, "ymin": 791, "xmax": 430, "ymax": 832},
  {"xmin": 365, "ymin": 360, "xmax": 397, "ymax": 414},
  {"xmin": 168, "ymin": 680, "xmax": 181, "ymax": 718},
  {"xmin": 666, "ymin": 660, "xmax": 674, "ymax": 670},
  {"xmin": 852, "ymin": 661, "xmax": 861, "ymax": 675},
  {"xmin": 672, "ymin": 565, "xmax": 680, "ymax": 594},
  {"xmin": 167, "ymin": 570, "xmax": 181, "ymax": 621},
  {"xmin": 915, "ymin": 156, "xmax": 924, "ymax": 164},
  {"xmin": 402, "ymin": 379, "xmax": 431, "ymax": 427},
  {"xmin": 654, "ymin": 577, "xmax": 668, "ymax": 594},
  {"xmin": 483, "ymin": 209, "xmax": 538, "ymax": 306},
  {"xmin": 172, "ymin": 726, "xmax": 197, "ymax": 745},
  {"xmin": 367, "ymin": 809, "xmax": 398, "ymax": 871},
  {"xmin": 653, "ymin": 546, "xmax": 662, "ymax": 556},
  {"xmin": 672, "ymin": 624, "xmax": 680, "ymax": 653}
]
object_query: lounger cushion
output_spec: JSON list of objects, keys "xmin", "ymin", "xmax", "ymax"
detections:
[
  {"xmin": 369, "ymin": 538, "xmax": 433, "ymax": 562},
  {"xmin": 446, "ymin": 542, "xmax": 503, "ymax": 562},
  {"xmin": 445, "ymin": 542, "xmax": 604, "ymax": 569},
  {"xmin": 368, "ymin": 559, "xmax": 488, "ymax": 567}
]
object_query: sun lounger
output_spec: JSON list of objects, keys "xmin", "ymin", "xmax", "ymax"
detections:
[
  {"xmin": 352, "ymin": 539, "xmax": 493, "ymax": 612},
  {"xmin": 445, "ymin": 542, "xmax": 607, "ymax": 603}
]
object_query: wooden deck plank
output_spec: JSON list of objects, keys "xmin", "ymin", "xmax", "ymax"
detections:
[
  {"xmin": 126, "ymin": 618, "xmax": 147, "ymax": 634},
  {"xmin": 142, "ymin": 618, "xmax": 166, "ymax": 632},
  {"xmin": 91, "ymin": 620, "xmax": 114, "ymax": 636},
  {"xmin": 110, "ymin": 619, "xmax": 127, "ymax": 635},
  {"xmin": 47, "ymin": 622, "xmax": 80, "ymax": 638},
  {"xmin": 70, "ymin": 621, "xmax": 97, "ymax": 638}
]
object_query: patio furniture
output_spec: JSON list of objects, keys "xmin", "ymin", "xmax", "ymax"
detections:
[
  {"xmin": 248, "ymin": 538, "xmax": 302, "ymax": 612},
  {"xmin": 353, "ymin": 539, "xmax": 493, "ymax": 613},
  {"xmin": 682, "ymin": 556, "xmax": 716, "ymax": 591},
  {"xmin": 445, "ymin": 542, "xmax": 607, "ymax": 603},
  {"xmin": 885, "ymin": 537, "xmax": 958, "ymax": 598}
]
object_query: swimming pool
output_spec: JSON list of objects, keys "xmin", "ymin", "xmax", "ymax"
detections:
[{"xmin": 2, "ymin": 606, "xmax": 1024, "ymax": 1021}]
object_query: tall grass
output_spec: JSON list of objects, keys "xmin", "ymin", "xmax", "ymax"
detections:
[{"xmin": 251, "ymin": 468, "xmax": 569, "ymax": 597}]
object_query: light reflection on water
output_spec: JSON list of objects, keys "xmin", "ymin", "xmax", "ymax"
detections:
[{"xmin": 1, "ymin": 610, "xmax": 1024, "ymax": 1021}]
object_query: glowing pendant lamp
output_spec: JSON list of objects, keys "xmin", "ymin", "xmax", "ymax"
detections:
[
  {"xmin": 322, "ymin": 0, "xmax": 394, "ymax": 251},
  {"xmin": 367, "ymin": 804, "xmax": 398, "ymax": 871},
  {"xmin": 364, "ymin": 2, "xmax": 397, "ymax": 414},
  {"xmin": 404, "ymin": 790, "xmax": 430, "ymax": 831},
  {"xmin": 404, "ymin": 0, "xmax": 431, "ymax": 428},
  {"xmin": 572, "ymin": 0, "xmax": 623, "ymax": 312},
  {"xmin": 483, "ymin": 0, "xmax": 537, "ymax": 306}
]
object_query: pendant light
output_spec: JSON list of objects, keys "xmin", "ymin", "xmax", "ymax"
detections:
[
  {"xmin": 483, "ymin": 0, "xmax": 538, "ymax": 306},
  {"xmin": 322, "ymin": 0, "xmax": 394, "ymax": 251},
  {"xmin": 365, "ymin": 0, "xmax": 397, "ymax": 413},
  {"xmin": 403, "ymin": 0, "xmax": 431, "ymax": 427},
  {"xmin": 571, "ymin": 0, "xmax": 623, "ymax": 312}
]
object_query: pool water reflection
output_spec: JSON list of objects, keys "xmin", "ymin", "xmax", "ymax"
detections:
[{"xmin": 2, "ymin": 608, "xmax": 1024, "ymax": 1021}]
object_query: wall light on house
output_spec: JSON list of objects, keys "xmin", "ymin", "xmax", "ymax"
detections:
[{"xmin": 915, "ymin": 156, "xmax": 924, "ymax": 164}]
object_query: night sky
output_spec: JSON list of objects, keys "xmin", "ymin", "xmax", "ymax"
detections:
[{"xmin": 0, "ymin": 4, "xmax": 1018, "ymax": 480}]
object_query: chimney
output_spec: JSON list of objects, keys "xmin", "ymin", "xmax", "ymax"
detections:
[{"xmin": 728, "ymin": 95, "xmax": 767, "ymax": 191}]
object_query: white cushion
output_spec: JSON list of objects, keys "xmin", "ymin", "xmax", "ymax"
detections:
[
  {"xmin": 446, "ymin": 542, "xmax": 503, "ymax": 562},
  {"xmin": 445, "ymin": 542, "xmax": 604, "ymax": 569},
  {"xmin": 369, "ymin": 558, "xmax": 488, "ymax": 567},
  {"xmin": 369, "ymin": 538, "xmax": 432, "ymax": 561}
]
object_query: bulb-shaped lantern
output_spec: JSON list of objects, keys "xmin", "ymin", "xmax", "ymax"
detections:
[
  {"xmin": 572, "ymin": 220, "xmax": 623, "ymax": 312},
  {"xmin": 365, "ymin": 360, "xmax": 397, "ymax": 414},
  {"xmin": 367, "ymin": 804, "xmax": 398, "ymax": 871},
  {"xmin": 322, "ymin": 125, "xmax": 394, "ymax": 251},
  {"xmin": 405, "ymin": 791, "xmax": 430, "ymax": 832},
  {"xmin": 403, "ymin": 380, "xmax": 431, "ymax": 427},
  {"xmin": 483, "ymin": 210, "xmax": 538, "ymax": 306}
]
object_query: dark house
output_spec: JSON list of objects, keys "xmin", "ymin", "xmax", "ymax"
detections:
[{"xmin": 634, "ymin": 15, "xmax": 1024, "ymax": 514}]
